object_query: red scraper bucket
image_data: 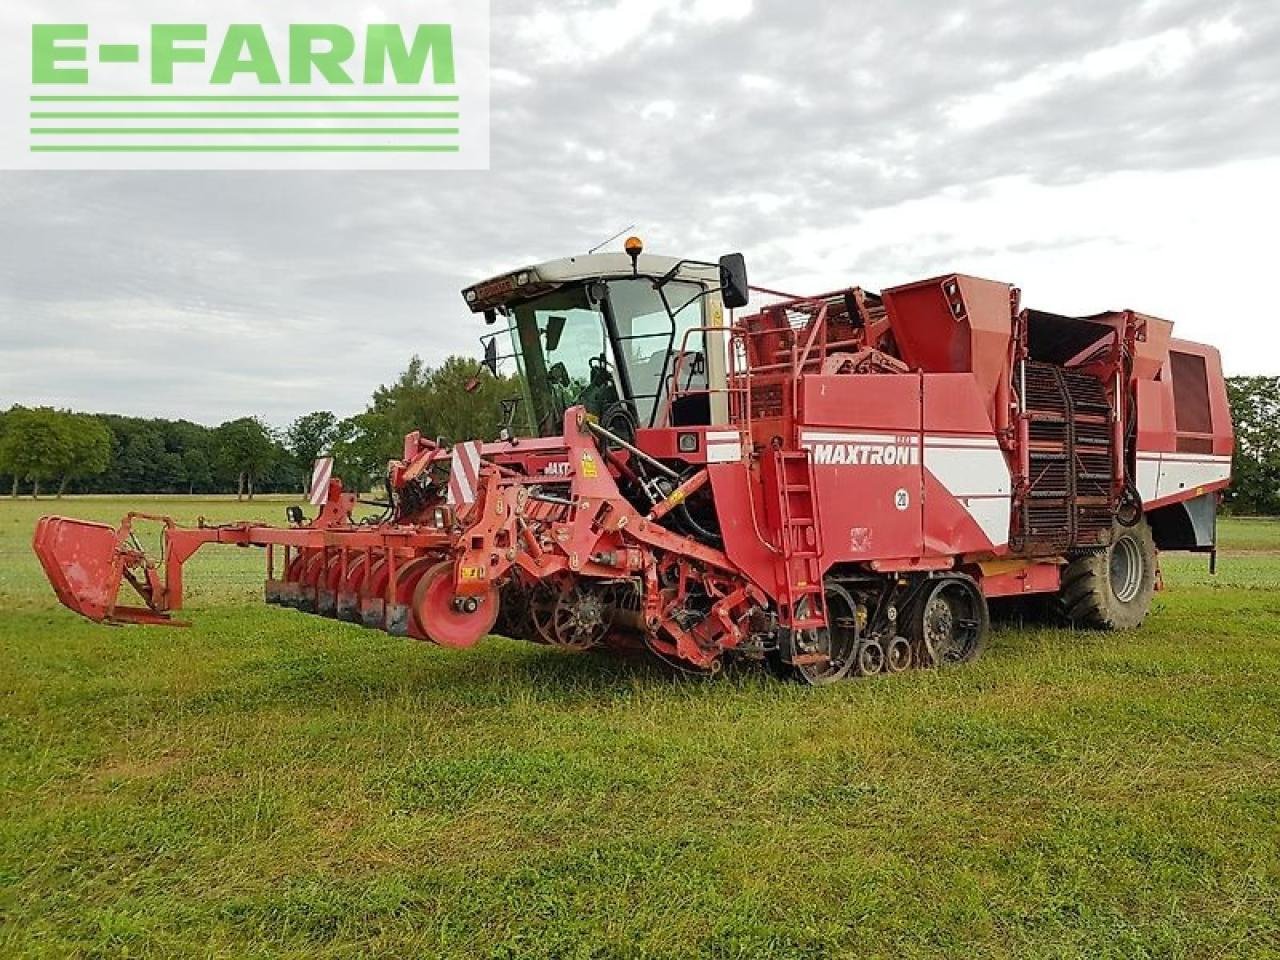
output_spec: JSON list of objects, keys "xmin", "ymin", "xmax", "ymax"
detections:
[
  {"xmin": 32, "ymin": 516, "xmax": 125, "ymax": 622},
  {"xmin": 32, "ymin": 516, "xmax": 176, "ymax": 625}
]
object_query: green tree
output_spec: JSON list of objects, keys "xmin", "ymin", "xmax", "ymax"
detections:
[
  {"xmin": 332, "ymin": 412, "xmax": 396, "ymax": 493},
  {"xmin": 1226, "ymin": 376, "xmax": 1280, "ymax": 514},
  {"xmin": 0, "ymin": 409, "xmax": 10, "ymax": 495},
  {"xmin": 369, "ymin": 355, "xmax": 519, "ymax": 447},
  {"xmin": 421, "ymin": 355, "xmax": 516, "ymax": 443},
  {"xmin": 286, "ymin": 410, "xmax": 338, "ymax": 491},
  {"xmin": 168, "ymin": 421, "xmax": 214, "ymax": 494},
  {"xmin": 53, "ymin": 414, "xmax": 112, "ymax": 497},
  {"xmin": 181, "ymin": 447, "xmax": 213, "ymax": 494},
  {"xmin": 0, "ymin": 407, "xmax": 20, "ymax": 498},
  {"xmin": 331, "ymin": 354, "xmax": 523, "ymax": 493},
  {"xmin": 118, "ymin": 426, "xmax": 167, "ymax": 493},
  {"xmin": 0, "ymin": 407, "xmax": 74, "ymax": 498},
  {"xmin": 214, "ymin": 417, "xmax": 277, "ymax": 500},
  {"xmin": 369, "ymin": 355, "xmax": 434, "ymax": 440}
]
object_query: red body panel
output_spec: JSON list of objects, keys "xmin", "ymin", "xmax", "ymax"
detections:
[
  {"xmin": 921, "ymin": 374, "xmax": 1011, "ymax": 558},
  {"xmin": 798, "ymin": 374, "xmax": 923, "ymax": 567},
  {"xmin": 881, "ymin": 275, "xmax": 1015, "ymax": 429},
  {"xmin": 1135, "ymin": 339, "xmax": 1233, "ymax": 509},
  {"xmin": 707, "ymin": 462, "xmax": 778, "ymax": 597}
]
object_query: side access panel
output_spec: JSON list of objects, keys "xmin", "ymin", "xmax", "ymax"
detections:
[
  {"xmin": 709, "ymin": 460, "xmax": 784, "ymax": 600},
  {"xmin": 798, "ymin": 374, "xmax": 923, "ymax": 565}
]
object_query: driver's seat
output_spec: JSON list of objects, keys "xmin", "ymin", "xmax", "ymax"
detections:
[{"xmin": 669, "ymin": 393, "xmax": 711, "ymax": 427}]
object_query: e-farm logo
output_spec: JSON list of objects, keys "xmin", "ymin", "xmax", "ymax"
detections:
[
  {"xmin": 1, "ymin": 1, "xmax": 490, "ymax": 170},
  {"xmin": 31, "ymin": 25, "xmax": 457, "ymax": 88}
]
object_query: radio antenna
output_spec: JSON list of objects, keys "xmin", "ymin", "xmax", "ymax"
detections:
[{"xmin": 587, "ymin": 224, "xmax": 637, "ymax": 255}]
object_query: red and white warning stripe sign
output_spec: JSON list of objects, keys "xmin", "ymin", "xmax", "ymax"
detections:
[
  {"xmin": 309, "ymin": 456, "xmax": 334, "ymax": 506},
  {"xmin": 446, "ymin": 441, "xmax": 483, "ymax": 507}
]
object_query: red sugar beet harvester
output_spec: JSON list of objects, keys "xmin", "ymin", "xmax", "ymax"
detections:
[{"xmin": 34, "ymin": 239, "xmax": 1232, "ymax": 683}]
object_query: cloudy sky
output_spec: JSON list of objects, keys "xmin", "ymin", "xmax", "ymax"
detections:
[{"xmin": 2, "ymin": 0, "xmax": 1279, "ymax": 427}]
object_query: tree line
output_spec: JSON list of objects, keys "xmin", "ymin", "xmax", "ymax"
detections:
[
  {"xmin": 1225, "ymin": 377, "xmax": 1280, "ymax": 514},
  {"xmin": 1, "ymin": 368, "xmax": 1277, "ymax": 513},
  {"xmin": 0, "ymin": 355, "xmax": 521, "ymax": 500}
]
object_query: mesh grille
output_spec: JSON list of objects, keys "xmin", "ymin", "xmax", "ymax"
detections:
[{"xmin": 1017, "ymin": 362, "xmax": 1118, "ymax": 552}]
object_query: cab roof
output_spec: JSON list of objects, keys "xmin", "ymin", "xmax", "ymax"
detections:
[{"xmin": 462, "ymin": 252, "xmax": 721, "ymax": 312}]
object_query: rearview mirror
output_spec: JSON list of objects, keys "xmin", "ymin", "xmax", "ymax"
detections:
[
  {"xmin": 718, "ymin": 253, "xmax": 749, "ymax": 309},
  {"xmin": 545, "ymin": 315, "xmax": 566, "ymax": 352},
  {"xmin": 482, "ymin": 337, "xmax": 499, "ymax": 376}
]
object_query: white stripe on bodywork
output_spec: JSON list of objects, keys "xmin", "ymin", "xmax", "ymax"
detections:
[
  {"xmin": 802, "ymin": 430, "xmax": 919, "ymax": 445},
  {"xmin": 922, "ymin": 443, "xmax": 1012, "ymax": 546},
  {"xmin": 1136, "ymin": 452, "xmax": 1231, "ymax": 503},
  {"xmin": 706, "ymin": 440, "xmax": 743, "ymax": 463},
  {"xmin": 1136, "ymin": 458, "xmax": 1161, "ymax": 505},
  {"xmin": 1145, "ymin": 452, "xmax": 1232, "ymax": 464},
  {"xmin": 923, "ymin": 435, "xmax": 1003, "ymax": 448},
  {"xmin": 446, "ymin": 442, "xmax": 478, "ymax": 505}
]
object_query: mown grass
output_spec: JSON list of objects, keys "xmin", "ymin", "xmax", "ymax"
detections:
[{"xmin": 1, "ymin": 497, "xmax": 1278, "ymax": 958}]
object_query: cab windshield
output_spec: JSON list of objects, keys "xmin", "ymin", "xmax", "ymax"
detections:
[{"xmin": 506, "ymin": 277, "xmax": 706, "ymax": 435}]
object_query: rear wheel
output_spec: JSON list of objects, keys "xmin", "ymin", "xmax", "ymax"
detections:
[
  {"xmin": 1057, "ymin": 517, "xmax": 1157, "ymax": 630},
  {"xmin": 908, "ymin": 575, "xmax": 989, "ymax": 666}
]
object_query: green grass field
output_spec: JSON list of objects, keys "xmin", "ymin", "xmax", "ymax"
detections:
[{"xmin": 1, "ymin": 497, "xmax": 1278, "ymax": 958}]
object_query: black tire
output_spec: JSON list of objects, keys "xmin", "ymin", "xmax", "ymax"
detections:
[
  {"xmin": 907, "ymin": 575, "xmax": 989, "ymax": 666},
  {"xmin": 1057, "ymin": 517, "xmax": 1157, "ymax": 630}
]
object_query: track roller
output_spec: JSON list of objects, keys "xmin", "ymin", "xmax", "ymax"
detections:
[
  {"xmin": 853, "ymin": 637, "xmax": 884, "ymax": 676},
  {"xmin": 884, "ymin": 635, "xmax": 913, "ymax": 673}
]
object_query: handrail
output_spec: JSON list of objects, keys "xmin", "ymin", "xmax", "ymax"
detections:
[
  {"xmin": 792, "ymin": 302, "xmax": 830, "ymax": 378},
  {"xmin": 669, "ymin": 295, "xmax": 847, "ymax": 426}
]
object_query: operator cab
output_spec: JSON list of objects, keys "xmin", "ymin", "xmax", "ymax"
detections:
[{"xmin": 461, "ymin": 241, "xmax": 748, "ymax": 440}]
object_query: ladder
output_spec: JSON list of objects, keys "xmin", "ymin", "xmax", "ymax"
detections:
[{"xmin": 773, "ymin": 448, "xmax": 828, "ymax": 630}]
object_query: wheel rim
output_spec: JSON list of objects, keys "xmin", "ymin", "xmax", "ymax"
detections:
[
  {"xmin": 550, "ymin": 586, "xmax": 608, "ymax": 650},
  {"xmin": 410, "ymin": 561, "xmax": 497, "ymax": 648},
  {"xmin": 1109, "ymin": 535, "xmax": 1143, "ymax": 603},
  {"xmin": 922, "ymin": 582, "xmax": 982, "ymax": 664},
  {"xmin": 528, "ymin": 582, "xmax": 561, "ymax": 644},
  {"xmin": 855, "ymin": 638, "xmax": 885, "ymax": 676},
  {"xmin": 885, "ymin": 636, "xmax": 912, "ymax": 673}
]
